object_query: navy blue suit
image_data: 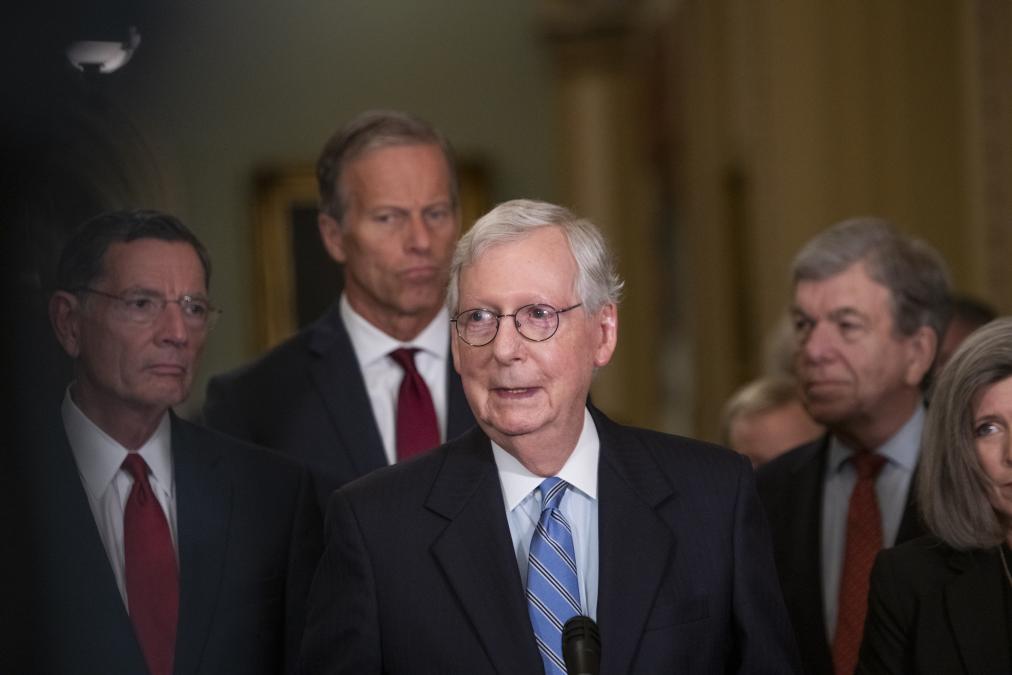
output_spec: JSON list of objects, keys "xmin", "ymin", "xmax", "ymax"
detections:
[
  {"xmin": 22, "ymin": 411, "xmax": 322, "ymax": 675},
  {"xmin": 756, "ymin": 436, "xmax": 926, "ymax": 675},
  {"xmin": 203, "ymin": 303, "xmax": 475, "ymax": 509},
  {"xmin": 300, "ymin": 408, "xmax": 800, "ymax": 674}
]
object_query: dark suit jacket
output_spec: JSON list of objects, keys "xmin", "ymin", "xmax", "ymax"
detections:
[
  {"xmin": 300, "ymin": 408, "xmax": 801, "ymax": 674},
  {"xmin": 203, "ymin": 303, "xmax": 475, "ymax": 509},
  {"xmin": 858, "ymin": 535, "xmax": 1012, "ymax": 674},
  {"xmin": 756, "ymin": 435, "xmax": 926, "ymax": 675},
  {"xmin": 22, "ymin": 412, "xmax": 322, "ymax": 675}
]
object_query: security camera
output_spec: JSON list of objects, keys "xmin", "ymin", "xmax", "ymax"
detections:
[{"xmin": 66, "ymin": 26, "xmax": 141, "ymax": 74}]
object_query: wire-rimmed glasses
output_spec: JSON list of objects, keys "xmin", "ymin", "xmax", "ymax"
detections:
[
  {"xmin": 451, "ymin": 303, "xmax": 582, "ymax": 346},
  {"xmin": 76, "ymin": 287, "xmax": 222, "ymax": 331}
]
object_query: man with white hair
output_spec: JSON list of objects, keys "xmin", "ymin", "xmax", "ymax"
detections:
[{"xmin": 300, "ymin": 199, "xmax": 799, "ymax": 674}]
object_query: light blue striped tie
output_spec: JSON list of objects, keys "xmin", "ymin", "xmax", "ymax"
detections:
[{"xmin": 527, "ymin": 477, "xmax": 581, "ymax": 675}]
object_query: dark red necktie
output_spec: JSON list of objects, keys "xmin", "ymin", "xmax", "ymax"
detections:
[
  {"xmin": 390, "ymin": 348, "xmax": 440, "ymax": 461},
  {"xmin": 832, "ymin": 451, "xmax": 887, "ymax": 675},
  {"xmin": 122, "ymin": 453, "xmax": 179, "ymax": 675}
]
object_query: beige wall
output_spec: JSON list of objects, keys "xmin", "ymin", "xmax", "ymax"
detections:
[
  {"xmin": 660, "ymin": 0, "xmax": 1012, "ymax": 440},
  {"xmin": 19, "ymin": 2, "xmax": 1010, "ymax": 435}
]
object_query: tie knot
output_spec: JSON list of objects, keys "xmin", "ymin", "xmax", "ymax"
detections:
[
  {"xmin": 851, "ymin": 451, "xmax": 887, "ymax": 479},
  {"xmin": 538, "ymin": 477, "xmax": 569, "ymax": 510},
  {"xmin": 390, "ymin": 347, "xmax": 421, "ymax": 374},
  {"xmin": 122, "ymin": 453, "xmax": 150, "ymax": 482}
]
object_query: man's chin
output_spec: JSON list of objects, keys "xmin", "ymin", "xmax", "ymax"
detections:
[{"xmin": 803, "ymin": 400, "xmax": 851, "ymax": 427}]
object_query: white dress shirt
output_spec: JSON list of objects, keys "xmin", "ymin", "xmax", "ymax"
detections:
[
  {"xmin": 340, "ymin": 294, "xmax": 451, "ymax": 465},
  {"xmin": 61, "ymin": 388, "xmax": 178, "ymax": 607},
  {"xmin": 820, "ymin": 404, "xmax": 924, "ymax": 639},
  {"xmin": 494, "ymin": 407, "xmax": 600, "ymax": 620}
]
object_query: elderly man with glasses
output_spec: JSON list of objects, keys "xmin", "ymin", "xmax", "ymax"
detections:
[
  {"xmin": 300, "ymin": 199, "xmax": 799, "ymax": 674},
  {"xmin": 25, "ymin": 209, "xmax": 321, "ymax": 675}
]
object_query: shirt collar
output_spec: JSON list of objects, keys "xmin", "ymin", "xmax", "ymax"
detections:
[
  {"xmin": 61, "ymin": 387, "xmax": 174, "ymax": 499},
  {"xmin": 493, "ymin": 407, "xmax": 600, "ymax": 511},
  {"xmin": 340, "ymin": 293, "xmax": 449, "ymax": 368},
  {"xmin": 828, "ymin": 404, "xmax": 925, "ymax": 473}
]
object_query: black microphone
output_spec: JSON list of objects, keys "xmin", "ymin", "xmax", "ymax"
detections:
[{"xmin": 562, "ymin": 615, "xmax": 600, "ymax": 675}]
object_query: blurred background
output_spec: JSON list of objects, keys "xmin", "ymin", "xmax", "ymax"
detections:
[{"xmin": 4, "ymin": 0, "xmax": 1010, "ymax": 442}]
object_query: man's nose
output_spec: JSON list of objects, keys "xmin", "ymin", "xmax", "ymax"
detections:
[
  {"xmin": 492, "ymin": 315, "xmax": 525, "ymax": 362},
  {"xmin": 800, "ymin": 321, "xmax": 835, "ymax": 362},
  {"xmin": 154, "ymin": 301, "xmax": 189, "ymax": 346},
  {"xmin": 405, "ymin": 213, "xmax": 432, "ymax": 251}
]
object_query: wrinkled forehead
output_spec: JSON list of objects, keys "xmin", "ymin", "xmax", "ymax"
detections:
[
  {"xmin": 792, "ymin": 261, "xmax": 894, "ymax": 313},
  {"xmin": 98, "ymin": 239, "xmax": 208, "ymax": 291},
  {"xmin": 458, "ymin": 230, "xmax": 578, "ymax": 300}
]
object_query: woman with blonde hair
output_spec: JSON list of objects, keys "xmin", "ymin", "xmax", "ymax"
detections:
[{"xmin": 858, "ymin": 317, "xmax": 1012, "ymax": 673}]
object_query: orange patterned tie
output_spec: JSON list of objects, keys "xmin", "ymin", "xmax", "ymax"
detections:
[{"xmin": 832, "ymin": 451, "xmax": 886, "ymax": 675}]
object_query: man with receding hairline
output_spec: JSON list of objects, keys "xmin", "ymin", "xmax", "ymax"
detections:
[
  {"xmin": 300, "ymin": 199, "xmax": 799, "ymax": 674},
  {"xmin": 24, "ymin": 209, "xmax": 320, "ymax": 675}
]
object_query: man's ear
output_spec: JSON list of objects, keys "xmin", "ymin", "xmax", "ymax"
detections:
[
  {"xmin": 592, "ymin": 303, "xmax": 619, "ymax": 368},
  {"xmin": 318, "ymin": 212, "xmax": 347, "ymax": 264},
  {"xmin": 49, "ymin": 291, "xmax": 83, "ymax": 358},
  {"xmin": 903, "ymin": 325, "xmax": 938, "ymax": 387}
]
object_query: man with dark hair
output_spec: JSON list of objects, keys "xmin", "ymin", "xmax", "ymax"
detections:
[
  {"xmin": 204, "ymin": 110, "xmax": 474, "ymax": 509},
  {"xmin": 757, "ymin": 217, "xmax": 951, "ymax": 675},
  {"xmin": 26, "ymin": 209, "xmax": 321, "ymax": 675}
]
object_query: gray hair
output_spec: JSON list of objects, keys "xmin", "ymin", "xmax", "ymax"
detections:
[
  {"xmin": 446, "ymin": 199, "xmax": 623, "ymax": 315},
  {"xmin": 792, "ymin": 217, "xmax": 952, "ymax": 343},
  {"xmin": 316, "ymin": 109, "xmax": 458, "ymax": 222},
  {"xmin": 918, "ymin": 316, "xmax": 1012, "ymax": 550}
]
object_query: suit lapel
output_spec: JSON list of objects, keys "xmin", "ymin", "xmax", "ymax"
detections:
[
  {"xmin": 426, "ymin": 429, "xmax": 543, "ymax": 675},
  {"xmin": 777, "ymin": 437, "xmax": 834, "ymax": 672},
  {"xmin": 944, "ymin": 549, "xmax": 1011, "ymax": 674},
  {"xmin": 594, "ymin": 412, "xmax": 675, "ymax": 674},
  {"xmin": 171, "ymin": 416, "xmax": 232, "ymax": 675},
  {"xmin": 307, "ymin": 308, "xmax": 387, "ymax": 476},
  {"xmin": 36, "ymin": 422, "xmax": 148, "ymax": 671}
]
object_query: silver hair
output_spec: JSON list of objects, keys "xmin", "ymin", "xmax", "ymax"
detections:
[
  {"xmin": 792, "ymin": 217, "xmax": 952, "ymax": 342},
  {"xmin": 918, "ymin": 316, "xmax": 1012, "ymax": 550},
  {"xmin": 446, "ymin": 199, "xmax": 623, "ymax": 314}
]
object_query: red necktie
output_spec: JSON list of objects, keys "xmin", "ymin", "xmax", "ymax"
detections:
[
  {"xmin": 122, "ymin": 453, "xmax": 179, "ymax": 675},
  {"xmin": 390, "ymin": 348, "xmax": 440, "ymax": 461},
  {"xmin": 832, "ymin": 451, "xmax": 887, "ymax": 675}
]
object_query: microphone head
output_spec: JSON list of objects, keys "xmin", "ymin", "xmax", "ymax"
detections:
[{"xmin": 562, "ymin": 615, "xmax": 600, "ymax": 675}]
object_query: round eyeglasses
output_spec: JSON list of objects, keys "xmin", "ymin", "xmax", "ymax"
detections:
[
  {"xmin": 451, "ymin": 303, "xmax": 582, "ymax": 346},
  {"xmin": 76, "ymin": 287, "xmax": 222, "ymax": 332}
]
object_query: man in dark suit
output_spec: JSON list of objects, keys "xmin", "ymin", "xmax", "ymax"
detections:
[
  {"xmin": 204, "ymin": 110, "xmax": 474, "ymax": 508},
  {"xmin": 25, "ymin": 210, "xmax": 321, "ymax": 675},
  {"xmin": 756, "ymin": 218, "xmax": 951, "ymax": 675},
  {"xmin": 300, "ymin": 199, "xmax": 800, "ymax": 674}
]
